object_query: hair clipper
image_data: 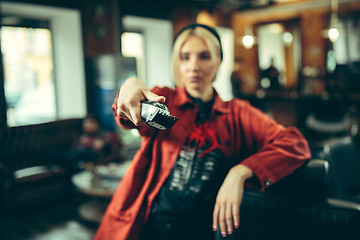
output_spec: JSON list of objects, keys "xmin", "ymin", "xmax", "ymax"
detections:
[{"xmin": 140, "ymin": 100, "xmax": 179, "ymax": 131}]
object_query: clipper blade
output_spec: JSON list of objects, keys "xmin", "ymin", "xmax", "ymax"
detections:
[{"xmin": 141, "ymin": 101, "xmax": 179, "ymax": 130}]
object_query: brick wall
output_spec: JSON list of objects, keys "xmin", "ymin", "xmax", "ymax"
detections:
[
  {"xmin": 232, "ymin": 17, "xmax": 260, "ymax": 93},
  {"xmin": 300, "ymin": 9, "xmax": 328, "ymax": 73}
]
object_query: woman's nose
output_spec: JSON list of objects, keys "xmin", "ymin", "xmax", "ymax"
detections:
[{"xmin": 189, "ymin": 56, "xmax": 200, "ymax": 70}]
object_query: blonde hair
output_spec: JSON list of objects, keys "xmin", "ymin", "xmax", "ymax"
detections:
[{"xmin": 171, "ymin": 27, "xmax": 222, "ymax": 86}]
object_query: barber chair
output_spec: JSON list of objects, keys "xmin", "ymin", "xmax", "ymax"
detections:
[{"xmin": 323, "ymin": 136, "xmax": 360, "ymax": 199}]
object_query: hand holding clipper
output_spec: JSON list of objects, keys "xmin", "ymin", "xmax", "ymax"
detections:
[{"xmin": 140, "ymin": 100, "xmax": 179, "ymax": 130}]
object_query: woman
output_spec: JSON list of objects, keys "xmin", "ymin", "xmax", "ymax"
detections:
[{"xmin": 94, "ymin": 23, "xmax": 311, "ymax": 240}]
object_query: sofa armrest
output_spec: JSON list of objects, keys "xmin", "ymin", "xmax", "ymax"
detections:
[
  {"xmin": 237, "ymin": 188, "xmax": 360, "ymax": 240},
  {"xmin": 222, "ymin": 159, "xmax": 359, "ymax": 240},
  {"xmin": 266, "ymin": 159, "xmax": 329, "ymax": 202}
]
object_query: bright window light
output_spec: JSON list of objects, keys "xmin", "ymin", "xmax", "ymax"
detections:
[
  {"xmin": 1, "ymin": 26, "xmax": 56, "ymax": 126},
  {"xmin": 121, "ymin": 32, "xmax": 144, "ymax": 58}
]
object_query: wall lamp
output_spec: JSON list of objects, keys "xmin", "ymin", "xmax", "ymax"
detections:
[
  {"xmin": 328, "ymin": 0, "xmax": 339, "ymax": 42},
  {"xmin": 238, "ymin": 25, "xmax": 256, "ymax": 49}
]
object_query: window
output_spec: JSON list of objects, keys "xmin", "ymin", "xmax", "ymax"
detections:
[
  {"xmin": 121, "ymin": 32, "xmax": 144, "ymax": 58},
  {"xmin": 122, "ymin": 16, "xmax": 173, "ymax": 88},
  {"xmin": 0, "ymin": 2, "xmax": 87, "ymax": 128},
  {"xmin": 1, "ymin": 19, "xmax": 56, "ymax": 126},
  {"xmin": 121, "ymin": 31, "xmax": 146, "ymax": 85}
]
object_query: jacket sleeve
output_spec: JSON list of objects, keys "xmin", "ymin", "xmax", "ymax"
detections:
[{"xmin": 237, "ymin": 102, "xmax": 311, "ymax": 190}]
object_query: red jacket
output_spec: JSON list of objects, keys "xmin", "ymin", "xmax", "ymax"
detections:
[{"xmin": 94, "ymin": 87, "xmax": 311, "ymax": 240}]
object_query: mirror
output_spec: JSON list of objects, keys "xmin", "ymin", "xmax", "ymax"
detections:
[{"xmin": 257, "ymin": 20, "xmax": 301, "ymax": 91}]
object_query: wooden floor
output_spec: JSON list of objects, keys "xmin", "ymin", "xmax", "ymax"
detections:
[{"xmin": 0, "ymin": 199, "xmax": 98, "ymax": 240}]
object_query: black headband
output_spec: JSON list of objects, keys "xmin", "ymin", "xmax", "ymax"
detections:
[{"xmin": 173, "ymin": 23, "xmax": 223, "ymax": 60}]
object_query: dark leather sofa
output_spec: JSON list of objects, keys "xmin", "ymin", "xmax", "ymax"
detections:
[
  {"xmin": 0, "ymin": 118, "xmax": 83, "ymax": 214},
  {"xmin": 215, "ymin": 136, "xmax": 360, "ymax": 240}
]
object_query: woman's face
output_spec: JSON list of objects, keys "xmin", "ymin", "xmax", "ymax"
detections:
[{"xmin": 178, "ymin": 35, "xmax": 219, "ymax": 100}]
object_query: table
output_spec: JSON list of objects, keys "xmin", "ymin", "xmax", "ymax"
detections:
[{"xmin": 71, "ymin": 162, "xmax": 130, "ymax": 223}]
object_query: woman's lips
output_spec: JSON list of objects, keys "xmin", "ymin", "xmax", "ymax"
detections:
[{"xmin": 189, "ymin": 76, "xmax": 201, "ymax": 82}]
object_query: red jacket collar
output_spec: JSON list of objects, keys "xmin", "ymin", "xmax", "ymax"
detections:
[{"xmin": 173, "ymin": 87, "xmax": 230, "ymax": 114}]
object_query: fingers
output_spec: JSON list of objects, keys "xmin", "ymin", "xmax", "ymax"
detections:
[
  {"xmin": 225, "ymin": 203, "xmax": 233, "ymax": 235},
  {"xmin": 232, "ymin": 204, "xmax": 240, "ymax": 229},
  {"xmin": 213, "ymin": 204, "xmax": 219, "ymax": 232},
  {"xmin": 219, "ymin": 203, "xmax": 227, "ymax": 237},
  {"xmin": 128, "ymin": 101, "xmax": 142, "ymax": 125},
  {"xmin": 213, "ymin": 202, "xmax": 240, "ymax": 238},
  {"xmin": 143, "ymin": 90, "xmax": 166, "ymax": 103},
  {"xmin": 117, "ymin": 99, "xmax": 135, "ymax": 124}
]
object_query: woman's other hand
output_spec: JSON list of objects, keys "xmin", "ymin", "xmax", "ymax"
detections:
[
  {"xmin": 213, "ymin": 164, "xmax": 253, "ymax": 237},
  {"xmin": 116, "ymin": 77, "xmax": 166, "ymax": 126}
]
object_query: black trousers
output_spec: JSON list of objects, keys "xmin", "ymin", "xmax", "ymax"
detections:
[
  {"xmin": 143, "ymin": 213, "xmax": 214, "ymax": 240},
  {"xmin": 143, "ymin": 213, "xmax": 242, "ymax": 240}
]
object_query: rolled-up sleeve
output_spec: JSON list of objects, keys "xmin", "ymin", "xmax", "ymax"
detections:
[{"xmin": 238, "ymin": 103, "xmax": 311, "ymax": 190}]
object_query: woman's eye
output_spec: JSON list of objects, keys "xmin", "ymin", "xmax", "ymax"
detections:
[
  {"xmin": 200, "ymin": 53, "xmax": 211, "ymax": 60},
  {"xmin": 180, "ymin": 54, "xmax": 189, "ymax": 60}
]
